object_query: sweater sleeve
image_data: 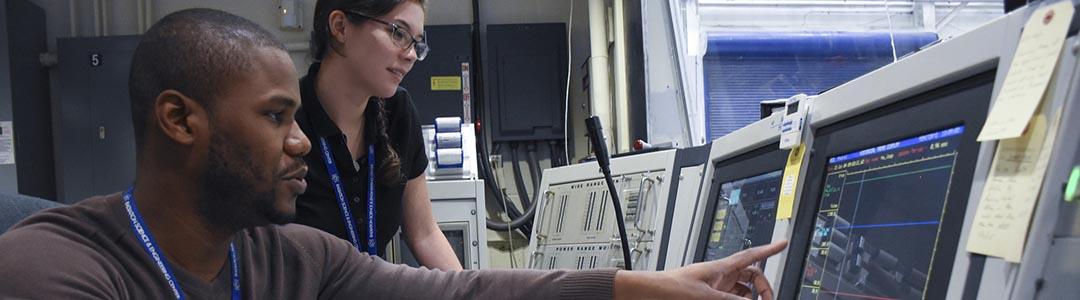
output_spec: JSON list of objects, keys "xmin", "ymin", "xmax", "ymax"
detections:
[
  {"xmin": 0, "ymin": 214, "xmax": 124, "ymax": 299},
  {"xmin": 279, "ymin": 225, "xmax": 617, "ymax": 300}
]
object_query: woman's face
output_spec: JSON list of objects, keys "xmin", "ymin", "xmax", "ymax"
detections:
[{"xmin": 338, "ymin": 1, "xmax": 425, "ymax": 98}]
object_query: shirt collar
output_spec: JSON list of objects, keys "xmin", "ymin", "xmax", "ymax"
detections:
[
  {"xmin": 299, "ymin": 62, "xmax": 346, "ymax": 138},
  {"xmin": 299, "ymin": 62, "xmax": 382, "ymax": 142}
]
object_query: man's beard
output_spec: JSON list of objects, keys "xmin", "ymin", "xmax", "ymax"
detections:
[{"xmin": 198, "ymin": 132, "xmax": 295, "ymax": 231}]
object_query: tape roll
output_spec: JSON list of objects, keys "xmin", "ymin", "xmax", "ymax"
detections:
[
  {"xmin": 435, "ymin": 117, "xmax": 462, "ymax": 132},
  {"xmin": 435, "ymin": 148, "xmax": 464, "ymax": 167},
  {"xmin": 435, "ymin": 132, "xmax": 463, "ymax": 148}
]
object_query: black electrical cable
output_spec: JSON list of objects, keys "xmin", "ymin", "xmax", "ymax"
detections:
[
  {"xmin": 600, "ymin": 169, "xmax": 632, "ymax": 270},
  {"xmin": 548, "ymin": 141, "xmax": 563, "ymax": 167},
  {"xmin": 486, "ymin": 191, "xmax": 538, "ymax": 231},
  {"xmin": 558, "ymin": 141, "xmax": 568, "ymax": 167},
  {"xmin": 470, "ymin": 0, "xmax": 484, "ymax": 121},
  {"xmin": 509, "ymin": 142, "xmax": 533, "ymax": 210},
  {"xmin": 557, "ymin": 140, "xmax": 565, "ymax": 166},
  {"xmin": 484, "ymin": 141, "xmax": 532, "ymax": 235},
  {"xmin": 558, "ymin": 142, "xmax": 567, "ymax": 167},
  {"xmin": 487, "ymin": 144, "xmax": 522, "ymax": 219},
  {"xmin": 478, "ymin": 146, "xmax": 532, "ymax": 234},
  {"xmin": 469, "ymin": 0, "xmax": 535, "ymax": 237},
  {"xmin": 526, "ymin": 141, "xmax": 542, "ymax": 192},
  {"xmin": 585, "ymin": 116, "xmax": 633, "ymax": 270},
  {"xmin": 479, "ymin": 136, "xmax": 533, "ymax": 236}
]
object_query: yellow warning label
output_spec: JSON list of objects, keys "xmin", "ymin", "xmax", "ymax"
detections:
[{"xmin": 431, "ymin": 76, "xmax": 462, "ymax": 91}]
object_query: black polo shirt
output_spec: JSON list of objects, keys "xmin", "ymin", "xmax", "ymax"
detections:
[{"xmin": 294, "ymin": 63, "xmax": 428, "ymax": 256}]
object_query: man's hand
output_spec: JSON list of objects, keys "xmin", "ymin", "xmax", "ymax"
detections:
[{"xmin": 614, "ymin": 240, "xmax": 788, "ymax": 300}]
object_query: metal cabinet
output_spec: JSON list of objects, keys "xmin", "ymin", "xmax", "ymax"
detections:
[{"xmin": 55, "ymin": 36, "xmax": 140, "ymax": 203}]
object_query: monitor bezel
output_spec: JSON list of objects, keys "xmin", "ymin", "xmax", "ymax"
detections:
[
  {"xmin": 656, "ymin": 143, "xmax": 714, "ymax": 270},
  {"xmin": 778, "ymin": 69, "xmax": 996, "ymax": 300},
  {"xmin": 693, "ymin": 142, "xmax": 789, "ymax": 264}
]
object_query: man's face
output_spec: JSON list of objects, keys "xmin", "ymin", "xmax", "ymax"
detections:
[{"xmin": 198, "ymin": 47, "xmax": 310, "ymax": 228}]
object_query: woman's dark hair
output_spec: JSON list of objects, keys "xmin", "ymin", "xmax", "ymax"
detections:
[
  {"xmin": 311, "ymin": 0, "xmax": 425, "ymax": 186},
  {"xmin": 311, "ymin": 0, "xmax": 426, "ymax": 62}
]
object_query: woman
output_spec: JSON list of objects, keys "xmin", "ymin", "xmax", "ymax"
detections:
[{"xmin": 294, "ymin": 0, "xmax": 463, "ymax": 271}]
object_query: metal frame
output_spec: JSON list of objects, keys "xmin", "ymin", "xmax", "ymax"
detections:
[
  {"xmin": 390, "ymin": 179, "xmax": 488, "ymax": 270},
  {"xmin": 1026, "ymin": 58, "xmax": 1080, "ymax": 298}
]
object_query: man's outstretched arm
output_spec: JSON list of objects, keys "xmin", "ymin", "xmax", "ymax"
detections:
[{"xmin": 613, "ymin": 241, "xmax": 787, "ymax": 300}]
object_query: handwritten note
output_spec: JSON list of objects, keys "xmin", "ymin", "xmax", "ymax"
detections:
[
  {"xmin": 978, "ymin": 1, "xmax": 1073, "ymax": 141},
  {"xmin": 777, "ymin": 144, "xmax": 805, "ymax": 220},
  {"xmin": 967, "ymin": 108, "xmax": 1060, "ymax": 262}
]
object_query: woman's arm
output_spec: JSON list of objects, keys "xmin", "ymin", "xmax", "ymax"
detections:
[{"xmin": 401, "ymin": 174, "xmax": 465, "ymax": 271}]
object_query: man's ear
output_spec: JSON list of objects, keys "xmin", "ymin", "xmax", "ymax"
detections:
[{"xmin": 153, "ymin": 90, "xmax": 208, "ymax": 146}]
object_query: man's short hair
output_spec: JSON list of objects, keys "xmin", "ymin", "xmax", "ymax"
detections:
[{"xmin": 128, "ymin": 8, "xmax": 287, "ymax": 147}]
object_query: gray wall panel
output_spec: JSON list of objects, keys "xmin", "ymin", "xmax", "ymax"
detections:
[{"xmin": 7, "ymin": 0, "xmax": 55, "ymax": 200}]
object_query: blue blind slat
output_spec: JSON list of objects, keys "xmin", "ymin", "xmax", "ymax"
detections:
[{"xmin": 704, "ymin": 32, "xmax": 938, "ymax": 140}]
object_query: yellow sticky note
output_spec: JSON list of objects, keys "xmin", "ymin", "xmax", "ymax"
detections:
[
  {"xmin": 978, "ymin": 1, "xmax": 1073, "ymax": 141},
  {"xmin": 967, "ymin": 109, "xmax": 1060, "ymax": 262},
  {"xmin": 777, "ymin": 144, "xmax": 805, "ymax": 220},
  {"xmin": 430, "ymin": 76, "xmax": 462, "ymax": 91}
]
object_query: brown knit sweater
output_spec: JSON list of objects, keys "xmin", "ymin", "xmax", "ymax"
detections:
[{"xmin": 0, "ymin": 194, "xmax": 617, "ymax": 299}]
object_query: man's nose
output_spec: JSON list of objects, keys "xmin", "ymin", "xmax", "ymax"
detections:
[{"xmin": 285, "ymin": 121, "xmax": 311, "ymax": 157}]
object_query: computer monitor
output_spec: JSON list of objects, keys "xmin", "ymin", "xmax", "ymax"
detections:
[
  {"xmin": 703, "ymin": 170, "xmax": 782, "ymax": 261},
  {"xmin": 780, "ymin": 70, "xmax": 994, "ymax": 300},
  {"xmin": 693, "ymin": 144, "xmax": 790, "ymax": 268},
  {"xmin": 665, "ymin": 111, "xmax": 799, "ymax": 278}
]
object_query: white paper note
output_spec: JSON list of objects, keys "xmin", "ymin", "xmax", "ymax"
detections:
[
  {"xmin": 967, "ymin": 107, "xmax": 1061, "ymax": 262},
  {"xmin": 0, "ymin": 121, "xmax": 14, "ymax": 165},
  {"xmin": 978, "ymin": 1, "xmax": 1073, "ymax": 141}
]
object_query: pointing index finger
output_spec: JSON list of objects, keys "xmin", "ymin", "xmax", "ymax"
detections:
[{"xmin": 724, "ymin": 240, "xmax": 788, "ymax": 269}]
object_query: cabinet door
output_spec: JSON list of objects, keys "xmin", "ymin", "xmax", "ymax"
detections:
[
  {"xmin": 87, "ymin": 47, "xmax": 135, "ymax": 198},
  {"xmin": 56, "ymin": 36, "xmax": 139, "ymax": 202}
]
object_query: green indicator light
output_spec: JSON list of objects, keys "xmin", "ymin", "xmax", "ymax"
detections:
[{"xmin": 1067, "ymin": 166, "xmax": 1080, "ymax": 202}]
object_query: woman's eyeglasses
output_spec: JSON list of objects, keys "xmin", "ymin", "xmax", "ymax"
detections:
[{"xmin": 344, "ymin": 10, "xmax": 429, "ymax": 61}]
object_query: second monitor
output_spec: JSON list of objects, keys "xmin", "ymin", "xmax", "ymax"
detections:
[
  {"xmin": 694, "ymin": 143, "xmax": 791, "ymax": 269},
  {"xmin": 702, "ymin": 170, "xmax": 783, "ymax": 263}
]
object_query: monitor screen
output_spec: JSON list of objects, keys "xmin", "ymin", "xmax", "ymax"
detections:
[
  {"xmin": 692, "ymin": 143, "xmax": 789, "ymax": 269},
  {"xmin": 798, "ymin": 125, "xmax": 965, "ymax": 300},
  {"xmin": 703, "ymin": 170, "xmax": 783, "ymax": 263}
]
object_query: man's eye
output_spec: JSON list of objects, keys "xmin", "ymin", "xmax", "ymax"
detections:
[{"xmin": 269, "ymin": 112, "xmax": 284, "ymax": 123}]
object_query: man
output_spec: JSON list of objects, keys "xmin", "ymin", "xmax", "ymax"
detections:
[{"xmin": 0, "ymin": 8, "xmax": 785, "ymax": 300}]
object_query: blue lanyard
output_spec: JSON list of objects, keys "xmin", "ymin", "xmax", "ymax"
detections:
[
  {"xmin": 123, "ymin": 186, "xmax": 241, "ymax": 300},
  {"xmin": 318, "ymin": 137, "xmax": 378, "ymax": 256}
]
